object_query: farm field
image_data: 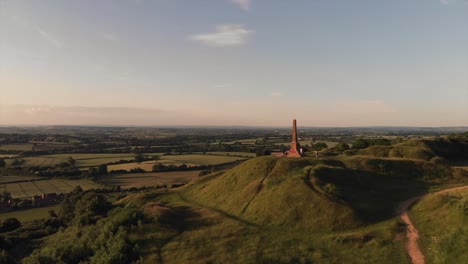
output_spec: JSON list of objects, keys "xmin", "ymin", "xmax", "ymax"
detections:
[
  {"xmin": 108, "ymin": 154, "xmax": 247, "ymax": 172},
  {"xmin": 275, "ymin": 140, "xmax": 340, "ymax": 148},
  {"xmin": 99, "ymin": 171, "xmax": 200, "ymax": 189},
  {"xmin": 0, "ymin": 205, "xmax": 61, "ymax": 222},
  {"xmin": 162, "ymin": 154, "xmax": 247, "ymax": 166},
  {"xmin": 1, "ymin": 179, "xmax": 101, "ymax": 198},
  {"xmin": 0, "ymin": 175, "xmax": 39, "ymax": 184},
  {"xmin": 205, "ymin": 152, "xmax": 255, "ymax": 157},
  {"xmin": 108, "ymin": 160, "xmax": 198, "ymax": 172},
  {"xmin": 5, "ymin": 153, "xmax": 162, "ymax": 168},
  {"xmin": 0, "ymin": 144, "xmax": 34, "ymax": 151},
  {"xmin": 0, "ymin": 154, "xmax": 16, "ymax": 158}
]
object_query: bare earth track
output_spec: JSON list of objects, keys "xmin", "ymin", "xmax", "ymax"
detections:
[{"xmin": 397, "ymin": 185, "xmax": 468, "ymax": 264}]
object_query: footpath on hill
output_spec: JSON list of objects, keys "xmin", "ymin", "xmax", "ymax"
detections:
[{"xmin": 397, "ymin": 185, "xmax": 468, "ymax": 264}]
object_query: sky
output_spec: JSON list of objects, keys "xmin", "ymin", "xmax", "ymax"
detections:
[{"xmin": 1, "ymin": 0, "xmax": 467, "ymax": 127}]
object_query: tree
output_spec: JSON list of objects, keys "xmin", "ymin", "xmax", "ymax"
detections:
[
  {"xmin": 312, "ymin": 142, "xmax": 328, "ymax": 151},
  {"xmin": 352, "ymin": 138, "xmax": 369, "ymax": 149},
  {"xmin": 1, "ymin": 192, "xmax": 11, "ymax": 203},
  {"xmin": 72, "ymin": 185, "xmax": 83, "ymax": 194},
  {"xmin": 1, "ymin": 218, "xmax": 21, "ymax": 232},
  {"xmin": 255, "ymin": 148, "xmax": 271, "ymax": 157},
  {"xmin": 98, "ymin": 164, "xmax": 108, "ymax": 175},
  {"xmin": 0, "ymin": 159, "xmax": 5, "ymax": 168},
  {"xmin": 68, "ymin": 157, "xmax": 76, "ymax": 167},
  {"xmin": 334, "ymin": 142, "xmax": 350, "ymax": 153},
  {"xmin": 134, "ymin": 153, "xmax": 144, "ymax": 163}
]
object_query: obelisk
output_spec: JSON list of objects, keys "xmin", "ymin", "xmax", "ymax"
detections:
[{"xmin": 288, "ymin": 119, "xmax": 302, "ymax": 157}]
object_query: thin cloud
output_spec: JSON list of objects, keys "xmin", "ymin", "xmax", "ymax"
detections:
[
  {"xmin": 269, "ymin": 92, "xmax": 283, "ymax": 97},
  {"xmin": 440, "ymin": 0, "xmax": 450, "ymax": 4},
  {"xmin": 231, "ymin": 0, "xmax": 250, "ymax": 10},
  {"xmin": 102, "ymin": 33, "xmax": 118, "ymax": 42},
  {"xmin": 191, "ymin": 24, "xmax": 253, "ymax": 47},
  {"xmin": 34, "ymin": 25, "xmax": 63, "ymax": 48}
]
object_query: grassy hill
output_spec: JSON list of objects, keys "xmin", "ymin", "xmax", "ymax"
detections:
[
  {"xmin": 180, "ymin": 156, "xmax": 362, "ymax": 231},
  {"xmin": 357, "ymin": 138, "xmax": 468, "ymax": 161},
  {"xmin": 179, "ymin": 154, "xmax": 468, "ymax": 226},
  {"xmin": 410, "ymin": 188, "xmax": 468, "ymax": 264},
  {"xmin": 15, "ymin": 139, "xmax": 468, "ymax": 263}
]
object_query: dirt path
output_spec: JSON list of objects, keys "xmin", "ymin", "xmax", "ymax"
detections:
[{"xmin": 397, "ymin": 185, "xmax": 468, "ymax": 264}]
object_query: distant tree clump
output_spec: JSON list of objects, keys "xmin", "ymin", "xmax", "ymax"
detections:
[
  {"xmin": 334, "ymin": 143, "xmax": 350, "ymax": 153},
  {"xmin": 352, "ymin": 138, "xmax": 369, "ymax": 149},
  {"xmin": 1, "ymin": 218, "xmax": 21, "ymax": 232},
  {"xmin": 134, "ymin": 153, "xmax": 145, "ymax": 163},
  {"xmin": 255, "ymin": 148, "xmax": 271, "ymax": 157},
  {"xmin": 68, "ymin": 157, "xmax": 76, "ymax": 167},
  {"xmin": 311, "ymin": 142, "xmax": 328, "ymax": 151}
]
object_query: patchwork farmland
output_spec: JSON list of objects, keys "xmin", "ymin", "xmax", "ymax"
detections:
[
  {"xmin": 0, "ymin": 179, "xmax": 101, "ymax": 198},
  {"xmin": 99, "ymin": 171, "xmax": 200, "ymax": 189}
]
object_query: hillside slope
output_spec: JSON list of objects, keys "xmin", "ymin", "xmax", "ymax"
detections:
[{"xmin": 181, "ymin": 156, "xmax": 363, "ymax": 231}]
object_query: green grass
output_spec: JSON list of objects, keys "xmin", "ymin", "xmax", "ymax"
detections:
[
  {"xmin": 205, "ymin": 151, "xmax": 256, "ymax": 157},
  {"xmin": 0, "ymin": 205, "xmax": 61, "ymax": 222},
  {"xmin": 162, "ymin": 154, "xmax": 247, "ymax": 166},
  {"xmin": 1, "ymin": 179, "xmax": 101, "ymax": 198},
  {"xmin": 0, "ymin": 175, "xmax": 39, "ymax": 184},
  {"xmin": 117, "ymin": 187, "xmax": 410, "ymax": 264},
  {"xmin": 5, "ymin": 153, "xmax": 163, "ymax": 168},
  {"xmin": 99, "ymin": 171, "xmax": 200, "ymax": 189},
  {"xmin": 0, "ymin": 144, "xmax": 34, "ymax": 151},
  {"xmin": 410, "ymin": 188, "xmax": 468, "ymax": 264}
]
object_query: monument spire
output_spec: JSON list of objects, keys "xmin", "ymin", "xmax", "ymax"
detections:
[{"xmin": 288, "ymin": 119, "xmax": 302, "ymax": 157}]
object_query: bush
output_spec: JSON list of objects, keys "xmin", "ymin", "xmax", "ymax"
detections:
[{"xmin": 1, "ymin": 218, "xmax": 21, "ymax": 232}]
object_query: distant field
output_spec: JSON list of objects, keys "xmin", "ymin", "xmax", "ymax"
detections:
[
  {"xmin": 163, "ymin": 154, "xmax": 247, "ymax": 166},
  {"xmin": 0, "ymin": 142, "xmax": 73, "ymax": 152},
  {"xmin": 0, "ymin": 205, "xmax": 61, "ymax": 222},
  {"xmin": 205, "ymin": 152, "xmax": 255, "ymax": 157},
  {"xmin": 108, "ymin": 160, "xmax": 197, "ymax": 172},
  {"xmin": 108, "ymin": 154, "xmax": 247, "ymax": 172},
  {"xmin": 223, "ymin": 139, "xmax": 259, "ymax": 144},
  {"xmin": 0, "ymin": 175, "xmax": 39, "ymax": 184},
  {"xmin": 0, "ymin": 179, "xmax": 101, "ymax": 198},
  {"xmin": 100, "ymin": 171, "xmax": 200, "ymax": 189},
  {"xmin": 0, "ymin": 144, "xmax": 34, "ymax": 151},
  {"xmin": 275, "ymin": 140, "xmax": 339, "ymax": 148},
  {"xmin": 0, "ymin": 154, "xmax": 16, "ymax": 158},
  {"xmin": 5, "ymin": 153, "xmax": 163, "ymax": 168}
]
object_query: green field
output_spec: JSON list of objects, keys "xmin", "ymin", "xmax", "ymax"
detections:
[
  {"xmin": 1, "ymin": 179, "xmax": 101, "ymax": 198},
  {"xmin": 410, "ymin": 188, "xmax": 468, "ymax": 264},
  {"xmin": 205, "ymin": 152, "xmax": 255, "ymax": 157},
  {"xmin": 108, "ymin": 154, "xmax": 248, "ymax": 172},
  {"xmin": 0, "ymin": 154, "xmax": 16, "ymax": 158},
  {"xmin": 0, "ymin": 205, "xmax": 61, "ymax": 222},
  {"xmin": 5, "ymin": 153, "xmax": 163, "ymax": 168},
  {"xmin": 275, "ymin": 140, "xmax": 340, "ymax": 148},
  {"xmin": 108, "ymin": 160, "xmax": 199, "ymax": 172},
  {"xmin": 0, "ymin": 144, "xmax": 34, "ymax": 151},
  {"xmin": 162, "ymin": 154, "xmax": 246, "ymax": 166},
  {"xmin": 0, "ymin": 175, "xmax": 39, "ymax": 184},
  {"xmin": 99, "ymin": 171, "xmax": 200, "ymax": 189}
]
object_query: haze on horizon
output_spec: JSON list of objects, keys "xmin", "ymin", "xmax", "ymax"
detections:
[{"xmin": 1, "ymin": 0, "xmax": 467, "ymax": 127}]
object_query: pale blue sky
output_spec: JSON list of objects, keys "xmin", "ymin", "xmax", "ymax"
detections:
[{"xmin": 1, "ymin": 0, "xmax": 467, "ymax": 126}]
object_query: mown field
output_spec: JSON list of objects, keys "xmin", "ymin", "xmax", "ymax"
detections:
[
  {"xmin": 99, "ymin": 171, "xmax": 200, "ymax": 189},
  {"xmin": 205, "ymin": 152, "xmax": 255, "ymax": 157},
  {"xmin": 5, "ymin": 153, "xmax": 161, "ymax": 168},
  {"xmin": 107, "ymin": 154, "xmax": 248, "ymax": 172},
  {"xmin": 162, "ymin": 154, "xmax": 246, "ymax": 166},
  {"xmin": 0, "ymin": 179, "xmax": 101, "ymax": 198},
  {"xmin": 0, "ymin": 205, "xmax": 61, "ymax": 222},
  {"xmin": 0, "ymin": 175, "xmax": 38, "ymax": 184}
]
